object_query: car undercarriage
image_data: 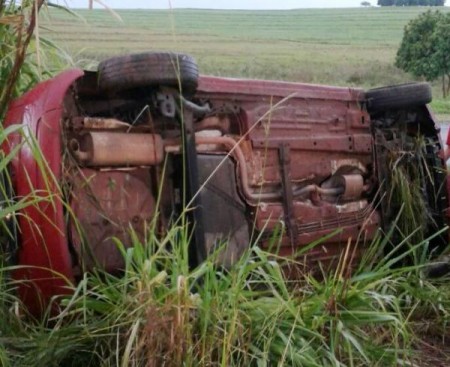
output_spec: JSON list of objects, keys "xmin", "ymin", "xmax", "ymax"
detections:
[{"xmin": 2, "ymin": 52, "xmax": 449, "ymax": 313}]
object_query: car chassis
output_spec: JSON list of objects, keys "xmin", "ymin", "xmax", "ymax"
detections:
[{"xmin": 2, "ymin": 52, "xmax": 449, "ymax": 314}]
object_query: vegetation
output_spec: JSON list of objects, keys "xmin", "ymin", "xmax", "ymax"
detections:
[
  {"xmin": 0, "ymin": 0, "xmax": 73, "ymax": 120},
  {"xmin": 39, "ymin": 7, "xmax": 450, "ymax": 116},
  {"xmin": 378, "ymin": 0, "xmax": 445, "ymax": 5},
  {"xmin": 1, "ymin": 226, "xmax": 450, "ymax": 366},
  {"xmin": 0, "ymin": 0, "xmax": 45, "ymax": 120},
  {"xmin": 396, "ymin": 10, "xmax": 450, "ymax": 97},
  {"xmin": 40, "ymin": 7, "xmax": 439, "ymax": 83}
]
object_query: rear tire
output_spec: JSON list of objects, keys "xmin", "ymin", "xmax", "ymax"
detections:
[
  {"xmin": 366, "ymin": 82, "xmax": 432, "ymax": 112},
  {"xmin": 98, "ymin": 52, "xmax": 199, "ymax": 95}
]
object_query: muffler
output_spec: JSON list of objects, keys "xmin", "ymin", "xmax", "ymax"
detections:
[{"xmin": 70, "ymin": 132, "xmax": 164, "ymax": 167}]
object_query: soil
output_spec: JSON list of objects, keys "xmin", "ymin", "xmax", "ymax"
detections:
[{"xmin": 413, "ymin": 335, "xmax": 450, "ymax": 367}]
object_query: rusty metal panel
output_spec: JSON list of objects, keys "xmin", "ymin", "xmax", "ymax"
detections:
[
  {"xmin": 245, "ymin": 151, "xmax": 371, "ymax": 187},
  {"xmin": 198, "ymin": 75, "xmax": 365, "ymax": 101},
  {"xmin": 251, "ymin": 135, "xmax": 372, "ymax": 154},
  {"xmin": 255, "ymin": 200, "xmax": 377, "ymax": 234},
  {"xmin": 70, "ymin": 168, "xmax": 155, "ymax": 272}
]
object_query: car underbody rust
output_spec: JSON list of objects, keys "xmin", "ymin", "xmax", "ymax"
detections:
[{"xmin": 2, "ymin": 52, "xmax": 448, "ymax": 314}]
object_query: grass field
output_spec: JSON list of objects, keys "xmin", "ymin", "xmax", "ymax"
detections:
[
  {"xmin": 41, "ymin": 7, "xmax": 449, "ymax": 85},
  {"xmin": 40, "ymin": 6, "xmax": 450, "ymax": 117}
]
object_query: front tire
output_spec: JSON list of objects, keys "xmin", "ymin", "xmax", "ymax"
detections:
[{"xmin": 366, "ymin": 82, "xmax": 432, "ymax": 113}]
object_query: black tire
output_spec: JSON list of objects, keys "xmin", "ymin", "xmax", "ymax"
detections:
[
  {"xmin": 366, "ymin": 82, "xmax": 432, "ymax": 112},
  {"xmin": 98, "ymin": 52, "xmax": 199, "ymax": 94}
]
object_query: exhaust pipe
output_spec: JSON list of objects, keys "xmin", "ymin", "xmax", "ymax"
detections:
[{"xmin": 70, "ymin": 132, "xmax": 164, "ymax": 167}]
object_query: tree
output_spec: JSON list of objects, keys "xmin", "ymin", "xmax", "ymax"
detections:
[
  {"xmin": 378, "ymin": 0, "xmax": 395, "ymax": 5},
  {"xmin": 433, "ymin": 14, "xmax": 450, "ymax": 96},
  {"xmin": 361, "ymin": 1, "xmax": 372, "ymax": 6},
  {"xmin": 396, "ymin": 11, "xmax": 450, "ymax": 97},
  {"xmin": 378, "ymin": 0, "xmax": 445, "ymax": 5}
]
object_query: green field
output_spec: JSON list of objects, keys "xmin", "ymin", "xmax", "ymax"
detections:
[
  {"xmin": 41, "ymin": 7, "xmax": 448, "ymax": 85},
  {"xmin": 41, "ymin": 7, "xmax": 450, "ymax": 117}
]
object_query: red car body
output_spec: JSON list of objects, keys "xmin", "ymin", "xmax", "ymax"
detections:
[{"xmin": 4, "ymin": 70, "xmax": 83, "ymax": 313}]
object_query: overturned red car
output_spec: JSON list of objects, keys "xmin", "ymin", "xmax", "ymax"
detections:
[{"xmin": 2, "ymin": 52, "xmax": 449, "ymax": 314}]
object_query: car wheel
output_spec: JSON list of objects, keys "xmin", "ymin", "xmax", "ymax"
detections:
[
  {"xmin": 366, "ymin": 82, "xmax": 432, "ymax": 113},
  {"xmin": 97, "ymin": 52, "xmax": 199, "ymax": 95}
]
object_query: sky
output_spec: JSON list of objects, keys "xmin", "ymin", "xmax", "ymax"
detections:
[{"xmin": 65, "ymin": 0, "xmax": 385, "ymax": 10}]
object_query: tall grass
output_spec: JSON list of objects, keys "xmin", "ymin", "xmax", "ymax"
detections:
[
  {"xmin": 0, "ymin": 0, "xmax": 44, "ymax": 120},
  {"xmin": 0, "ymin": 224, "xmax": 449, "ymax": 366},
  {"xmin": 0, "ymin": 0, "xmax": 73, "ymax": 120},
  {"xmin": 0, "ymin": 2, "xmax": 73, "ymax": 363}
]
